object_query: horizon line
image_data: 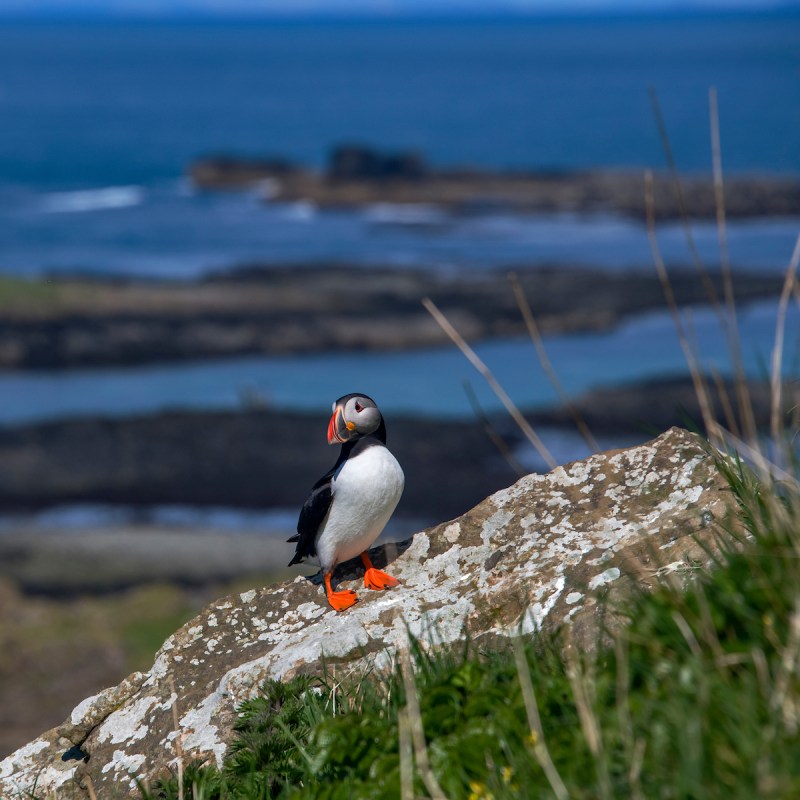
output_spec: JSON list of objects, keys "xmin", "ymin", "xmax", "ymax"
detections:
[{"xmin": 1, "ymin": 2, "xmax": 799, "ymax": 22}]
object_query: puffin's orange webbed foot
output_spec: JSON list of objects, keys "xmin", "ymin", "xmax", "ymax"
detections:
[
  {"xmin": 364, "ymin": 568, "xmax": 399, "ymax": 591},
  {"xmin": 361, "ymin": 552, "xmax": 400, "ymax": 591},
  {"xmin": 327, "ymin": 589, "xmax": 359, "ymax": 612},
  {"xmin": 324, "ymin": 572, "xmax": 359, "ymax": 612}
]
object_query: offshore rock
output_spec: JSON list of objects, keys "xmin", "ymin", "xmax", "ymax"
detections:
[{"xmin": 0, "ymin": 428, "xmax": 737, "ymax": 799}]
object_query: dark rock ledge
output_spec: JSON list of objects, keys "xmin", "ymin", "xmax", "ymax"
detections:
[
  {"xmin": 188, "ymin": 147, "xmax": 800, "ymax": 220},
  {"xmin": 0, "ymin": 265, "xmax": 785, "ymax": 369}
]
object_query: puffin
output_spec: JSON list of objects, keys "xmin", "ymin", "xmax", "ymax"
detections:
[{"xmin": 287, "ymin": 393, "xmax": 405, "ymax": 612}]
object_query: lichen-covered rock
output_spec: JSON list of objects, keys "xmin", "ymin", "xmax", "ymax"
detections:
[{"xmin": 0, "ymin": 428, "xmax": 736, "ymax": 800}]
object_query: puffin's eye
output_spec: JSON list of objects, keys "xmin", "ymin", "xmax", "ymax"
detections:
[{"xmin": 355, "ymin": 402, "xmax": 363, "ymax": 413}]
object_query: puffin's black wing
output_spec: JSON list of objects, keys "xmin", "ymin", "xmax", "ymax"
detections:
[
  {"xmin": 287, "ymin": 469, "xmax": 335, "ymax": 566},
  {"xmin": 288, "ymin": 442, "xmax": 356, "ymax": 567}
]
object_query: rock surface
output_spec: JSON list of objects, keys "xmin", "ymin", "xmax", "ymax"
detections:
[
  {"xmin": 0, "ymin": 428, "xmax": 737, "ymax": 799},
  {"xmin": 188, "ymin": 157, "xmax": 800, "ymax": 220}
]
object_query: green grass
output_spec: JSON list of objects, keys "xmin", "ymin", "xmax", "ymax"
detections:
[
  {"xmin": 143, "ymin": 453, "xmax": 800, "ymax": 800},
  {"xmin": 0, "ymin": 275, "xmax": 61, "ymax": 312}
]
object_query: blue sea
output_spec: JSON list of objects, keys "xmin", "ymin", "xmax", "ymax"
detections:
[{"xmin": 1, "ymin": 12, "xmax": 799, "ymax": 428}]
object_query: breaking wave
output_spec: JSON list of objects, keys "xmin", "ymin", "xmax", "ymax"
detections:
[{"xmin": 40, "ymin": 185, "xmax": 145, "ymax": 214}]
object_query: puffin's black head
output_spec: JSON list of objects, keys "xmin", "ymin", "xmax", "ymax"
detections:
[{"xmin": 327, "ymin": 393, "xmax": 385, "ymax": 445}]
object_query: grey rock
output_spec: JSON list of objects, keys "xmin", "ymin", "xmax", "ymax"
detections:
[{"xmin": 0, "ymin": 428, "xmax": 737, "ymax": 799}]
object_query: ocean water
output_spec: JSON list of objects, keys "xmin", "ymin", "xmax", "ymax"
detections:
[
  {"xmin": 0, "ymin": 13, "xmax": 799, "ymax": 428},
  {"xmin": 0, "ymin": 13, "xmax": 799, "ymax": 534},
  {"xmin": 0, "ymin": 14, "xmax": 799, "ymax": 278},
  {"xmin": 2, "ymin": 298, "xmax": 796, "ymax": 425}
]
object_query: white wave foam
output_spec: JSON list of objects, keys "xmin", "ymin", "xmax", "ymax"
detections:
[
  {"xmin": 40, "ymin": 185, "xmax": 145, "ymax": 214},
  {"xmin": 364, "ymin": 202, "xmax": 448, "ymax": 227},
  {"xmin": 278, "ymin": 200, "xmax": 316, "ymax": 221}
]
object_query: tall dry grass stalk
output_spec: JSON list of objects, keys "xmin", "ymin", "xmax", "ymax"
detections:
[
  {"xmin": 462, "ymin": 379, "xmax": 527, "ymax": 477},
  {"xmin": 398, "ymin": 645, "xmax": 448, "ymax": 800},
  {"xmin": 613, "ymin": 635, "xmax": 645, "ymax": 800},
  {"xmin": 422, "ymin": 296, "xmax": 557, "ymax": 469},
  {"xmin": 565, "ymin": 654, "xmax": 611, "ymax": 800},
  {"xmin": 649, "ymin": 86, "xmax": 783, "ymax": 452},
  {"xmin": 648, "ymin": 87, "xmax": 725, "ymax": 322},
  {"xmin": 168, "ymin": 677, "xmax": 185, "ymax": 800},
  {"xmin": 770, "ymin": 235, "xmax": 800, "ymax": 456},
  {"xmin": 643, "ymin": 169, "xmax": 721, "ymax": 447},
  {"xmin": 709, "ymin": 86, "xmax": 757, "ymax": 443},
  {"xmin": 507, "ymin": 271, "xmax": 600, "ymax": 453},
  {"xmin": 398, "ymin": 709, "xmax": 414, "ymax": 800},
  {"xmin": 511, "ymin": 637, "xmax": 569, "ymax": 800},
  {"xmin": 84, "ymin": 775, "xmax": 99, "ymax": 800}
]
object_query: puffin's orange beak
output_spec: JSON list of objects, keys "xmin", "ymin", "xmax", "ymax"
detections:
[
  {"xmin": 327, "ymin": 409, "xmax": 341, "ymax": 444},
  {"xmin": 327, "ymin": 406, "xmax": 356, "ymax": 445}
]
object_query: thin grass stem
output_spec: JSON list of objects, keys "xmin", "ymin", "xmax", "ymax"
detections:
[
  {"xmin": 709, "ymin": 367, "xmax": 741, "ymax": 439},
  {"xmin": 511, "ymin": 637, "xmax": 569, "ymax": 800},
  {"xmin": 398, "ymin": 710, "xmax": 414, "ymax": 800},
  {"xmin": 463, "ymin": 379, "xmax": 527, "ymax": 477},
  {"xmin": 168, "ymin": 677, "xmax": 185, "ymax": 800},
  {"xmin": 398, "ymin": 646, "xmax": 448, "ymax": 800},
  {"xmin": 770, "ymin": 235, "xmax": 800, "ymax": 458},
  {"xmin": 508, "ymin": 271, "xmax": 600, "ymax": 453},
  {"xmin": 422, "ymin": 296, "xmax": 557, "ymax": 469},
  {"xmin": 716, "ymin": 427, "xmax": 800, "ymax": 488},
  {"xmin": 709, "ymin": 86, "xmax": 757, "ymax": 443},
  {"xmin": 84, "ymin": 776, "xmax": 98, "ymax": 800},
  {"xmin": 644, "ymin": 170, "xmax": 721, "ymax": 448},
  {"xmin": 566, "ymin": 655, "xmax": 611, "ymax": 800},
  {"xmin": 648, "ymin": 86, "xmax": 724, "ymax": 324}
]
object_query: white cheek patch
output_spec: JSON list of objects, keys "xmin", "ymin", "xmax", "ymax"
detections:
[{"xmin": 331, "ymin": 402, "xmax": 336, "ymax": 413}]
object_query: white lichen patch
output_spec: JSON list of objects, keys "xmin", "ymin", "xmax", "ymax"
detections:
[
  {"xmin": 186, "ymin": 625, "xmax": 204, "ymax": 641},
  {"xmin": 97, "ymin": 696, "xmax": 159, "ymax": 745},
  {"xmin": 240, "ymin": 590, "xmax": 256, "ymax": 603},
  {"xmin": 207, "ymin": 614, "xmax": 218, "ymax": 628},
  {"xmin": 522, "ymin": 576, "xmax": 566, "ymax": 633},
  {"xmin": 589, "ymin": 567, "xmax": 621, "ymax": 590},
  {"xmin": 566, "ymin": 591, "xmax": 583, "ymax": 605},
  {"xmin": 481, "ymin": 510, "xmax": 513, "ymax": 546},
  {"xmin": 180, "ymin": 689, "xmax": 229, "ymax": 768},
  {"xmin": 69, "ymin": 692, "xmax": 102, "ymax": 726},
  {"xmin": 443, "ymin": 522, "xmax": 461, "ymax": 543},
  {"xmin": 0, "ymin": 736, "xmax": 77, "ymax": 797},
  {"xmin": 0, "ymin": 737, "xmax": 50, "ymax": 778},
  {"xmin": 294, "ymin": 602, "xmax": 327, "ymax": 621},
  {"xmin": 101, "ymin": 750, "xmax": 146, "ymax": 777},
  {"xmin": 401, "ymin": 530, "xmax": 430, "ymax": 560}
]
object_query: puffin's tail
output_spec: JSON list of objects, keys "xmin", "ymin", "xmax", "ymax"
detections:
[{"xmin": 287, "ymin": 533, "xmax": 304, "ymax": 566}]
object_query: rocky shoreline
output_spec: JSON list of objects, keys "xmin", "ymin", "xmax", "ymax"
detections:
[
  {"xmin": 0, "ymin": 264, "xmax": 785, "ymax": 369},
  {"xmin": 188, "ymin": 148, "xmax": 800, "ymax": 219},
  {"xmin": 0, "ymin": 374, "xmax": 790, "ymax": 520}
]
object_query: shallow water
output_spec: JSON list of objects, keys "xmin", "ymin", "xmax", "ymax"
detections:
[{"xmin": 2, "ymin": 298, "xmax": 797, "ymax": 425}]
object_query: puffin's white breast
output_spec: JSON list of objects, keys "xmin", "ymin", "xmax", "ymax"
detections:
[{"xmin": 315, "ymin": 445, "xmax": 404, "ymax": 572}]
